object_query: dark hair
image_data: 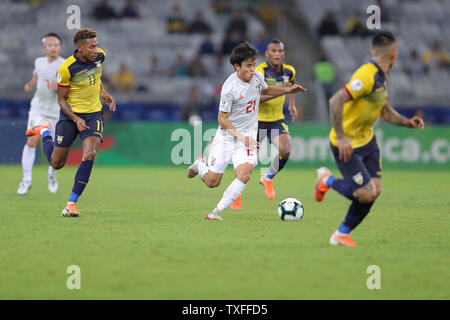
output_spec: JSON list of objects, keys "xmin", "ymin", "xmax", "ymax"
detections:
[
  {"xmin": 41, "ymin": 32, "xmax": 62, "ymax": 45},
  {"xmin": 372, "ymin": 31, "xmax": 396, "ymax": 48},
  {"xmin": 266, "ymin": 39, "xmax": 284, "ymax": 50},
  {"xmin": 229, "ymin": 41, "xmax": 258, "ymax": 66},
  {"xmin": 268, "ymin": 39, "xmax": 282, "ymax": 45},
  {"xmin": 73, "ymin": 28, "xmax": 97, "ymax": 45}
]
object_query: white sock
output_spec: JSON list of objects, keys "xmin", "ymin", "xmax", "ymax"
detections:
[
  {"xmin": 216, "ymin": 178, "xmax": 246, "ymax": 212},
  {"xmin": 21, "ymin": 145, "xmax": 36, "ymax": 183},
  {"xmin": 40, "ymin": 127, "xmax": 50, "ymax": 136},
  {"xmin": 48, "ymin": 165, "xmax": 56, "ymax": 179},
  {"xmin": 198, "ymin": 161, "xmax": 209, "ymax": 178}
]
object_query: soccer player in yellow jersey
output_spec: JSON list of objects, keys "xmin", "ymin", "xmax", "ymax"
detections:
[
  {"xmin": 314, "ymin": 31, "xmax": 424, "ymax": 247},
  {"xmin": 26, "ymin": 28, "xmax": 116, "ymax": 217},
  {"xmin": 231, "ymin": 39, "xmax": 306, "ymax": 209}
]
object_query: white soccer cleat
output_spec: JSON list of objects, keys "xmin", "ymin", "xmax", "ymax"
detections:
[
  {"xmin": 205, "ymin": 208, "xmax": 223, "ymax": 220},
  {"xmin": 48, "ymin": 176, "xmax": 58, "ymax": 194},
  {"xmin": 187, "ymin": 156, "xmax": 205, "ymax": 178},
  {"xmin": 17, "ymin": 181, "xmax": 32, "ymax": 195}
]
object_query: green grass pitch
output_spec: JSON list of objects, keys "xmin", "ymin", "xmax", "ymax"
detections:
[{"xmin": 0, "ymin": 165, "xmax": 449, "ymax": 299}]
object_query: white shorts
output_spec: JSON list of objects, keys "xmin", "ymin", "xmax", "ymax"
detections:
[
  {"xmin": 27, "ymin": 111, "xmax": 58, "ymax": 138},
  {"xmin": 207, "ymin": 133, "xmax": 258, "ymax": 174}
]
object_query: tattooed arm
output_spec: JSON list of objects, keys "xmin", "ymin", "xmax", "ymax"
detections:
[
  {"xmin": 380, "ymin": 102, "xmax": 425, "ymax": 129},
  {"xmin": 57, "ymin": 85, "xmax": 89, "ymax": 132},
  {"xmin": 329, "ymin": 88, "xmax": 352, "ymax": 161}
]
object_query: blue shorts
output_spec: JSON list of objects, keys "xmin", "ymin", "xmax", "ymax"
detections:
[
  {"xmin": 330, "ymin": 137, "xmax": 382, "ymax": 191},
  {"xmin": 257, "ymin": 120, "xmax": 289, "ymax": 144},
  {"xmin": 54, "ymin": 111, "xmax": 104, "ymax": 148}
]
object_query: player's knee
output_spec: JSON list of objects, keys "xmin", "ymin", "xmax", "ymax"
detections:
[
  {"xmin": 83, "ymin": 150, "xmax": 96, "ymax": 161},
  {"xmin": 279, "ymin": 148, "xmax": 290, "ymax": 159},
  {"xmin": 236, "ymin": 173, "xmax": 250, "ymax": 184},
  {"xmin": 207, "ymin": 179, "xmax": 220, "ymax": 188},
  {"xmin": 26, "ymin": 140, "xmax": 38, "ymax": 148},
  {"xmin": 358, "ymin": 190, "xmax": 377, "ymax": 203},
  {"xmin": 50, "ymin": 160, "xmax": 64, "ymax": 170},
  {"xmin": 375, "ymin": 187, "xmax": 382, "ymax": 199}
]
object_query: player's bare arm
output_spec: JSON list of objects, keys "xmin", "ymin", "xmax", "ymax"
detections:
[
  {"xmin": 329, "ymin": 88, "xmax": 352, "ymax": 162},
  {"xmin": 288, "ymin": 79, "xmax": 298, "ymax": 122},
  {"xmin": 380, "ymin": 102, "xmax": 424, "ymax": 129},
  {"xmin": 218, "ymin": 111, "xmax": 259, "ymax": 150},
  {"xmin": 262, "ymin": 83, "xmax": 307, "ymax": 97},
  {"xmin": 100, "ymin": 81, "xmax": 116, "ymax": 112},
  {"xmin": 57, "ymin": 85, "xmax": 89, "ymax": 132},
  {"xmin": 24, "ymin": 76, "xmax": 38, "ymax": 92}
]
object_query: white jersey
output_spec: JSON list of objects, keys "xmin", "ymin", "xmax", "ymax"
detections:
[
  {"xmin": 30, "ymin": 56, "xmax": 65, "ymax": 118},
  {"xmin": 217, "ymin": 71, "xmax": 268, "ymax": 140}
]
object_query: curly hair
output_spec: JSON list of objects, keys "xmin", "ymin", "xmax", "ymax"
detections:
[{"xmin": 73, "ymin": 28, "xmax": 97, "ymax": 45}]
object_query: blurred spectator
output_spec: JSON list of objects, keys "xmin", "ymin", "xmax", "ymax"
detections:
[
  {"xmin": 112, "ymin": 63, "xmax": 135, "ymax": 92},
  {"xmin": 199, "ymin": 32, "xmax": 215, "ymax": 56},
  {"xmin": 403, "ymin": 49, "xmax": 424, "ymax": 76},
  {"xmin": 146, "ymin": 55, "xmax": 164, "ymax": 78},
  {"xmin": 212, "ymin": 0, "xmax": 232, "ymax": 14},
  {"xmin": 181, "ymin": 86, "xmax": 203, "ymax": 123},
  {"xmin": 92, "ymin": 0, "xmax": 117, "ymax": 20},
  {"xmin": 209, "ymin": 54, "xmax": 227, "ymax": 82},
  {"xmin": 221, "ymin": 31, "xmax": 241, "ymax": 55},
  {"xmin": 226, "ymin": 10, "xmax": 247, "ymax": 35},
  {"xmin": 314, "ymin": 57, "xmax": 335, "ymax": 101},
  {"xmin": 318, "ymin": 11, "xmax": 340, "ymax": 37},
  {"xmin": 119, "ymin": 0, "xmax": 139, "ymax": 19},
  {"xmin": 189, "ymin": 10, "xmax": 212, "ymax": 34},
  {"xmin": 188, "ymin": 55, "xmax": 208, "ymax": 78},
  {"xmin": 422, "ymin": 41, "xmax": 450, "ymax": 71},
  {"xmin": 166, "ymin": 4, "xmax": 188, "ymax": 34},
  {"xmin": 344, "ymin": 13, "xmax": 370, "ymax": 37},
  {"xmin": 27, "ymin": 0, "xmax": 44, "ymax": 7},
  {"xmin": 252, "ymin": 32, "xmax": 271, "ymax": 55},
  {"xmin": 169, "ymin": 54, "xmax": 189, "ymax": 77}
]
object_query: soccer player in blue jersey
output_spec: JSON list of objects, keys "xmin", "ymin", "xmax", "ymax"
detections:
[
  {"xmin": 26, "ymin": 28, "xmax": 116, "ymax": 217},
  {"xmin": 314, "ymin": 31, "xmax": 424, "ymax": 246}
]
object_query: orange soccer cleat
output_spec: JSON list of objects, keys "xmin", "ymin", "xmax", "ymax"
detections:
[
  {"xmin": 61, "ymin": 203, "xmax": 81, "ymax": 217},
  {"xmin": 260, "ymin": 175, "xmax": 276, "ymax": 200},
  {"xmin": 314, "ymin": 167, "xmax": 331, "ymax": 202},
  {"xmin": 26, "ymin": 124, "xmax": 49, "ymax": 137},
  {"xmin": 329, "ymin": 232, "xmax": 357, "ymax": 247},
  {"xmin": 231, "ymin": 195, "xmax": 242, "ymax": 210}
]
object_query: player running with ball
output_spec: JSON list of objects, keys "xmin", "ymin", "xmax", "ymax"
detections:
[
  {"xmin": 26, "ymin": 28, "xmax": 116, "ymax": 217},
  {"xmin": 314, "ymin": 32, "xmax": 424, "ymax": 246},
  {"xmin": 187, "ymin": 42, "xmax": 306, "ymax": 220}
]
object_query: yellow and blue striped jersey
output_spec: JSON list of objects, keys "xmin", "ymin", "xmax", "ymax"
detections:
[
  {"xmin": 255, "ymin": 62, "xmax": 296, "ymax": 122},
  {"xmin": 330, "ymin": 59, "xmax": 389, "ymax": 148},
  {"xmin": 57, "ymin": 48, "xmax": 106, "ymax": 114}
]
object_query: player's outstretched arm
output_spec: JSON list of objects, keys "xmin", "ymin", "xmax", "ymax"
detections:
[
  {"xmin": 262, "ymin": 84, "xmax": 307, "ymax": 97},
  {"xmin": 57, "ymin": 85, "xmax": 89, "ymax": 132},
  {"xmin": 24, "ymin": 76, "xmax": 37, "ymax": 92},
  {"xmin": 218, "ymin": 111, "xmax": 259, "ymax": 150},
  {"xmin": 100, "ymin": 81, "xmax": 116, "ymax": 112},
  {"xmin": 380, "ymin": 103, "xmax": 425, "ymax": 130},
  {"xmin": 329, "ymin": 87, "xmax": 352, "ymax": 162}
]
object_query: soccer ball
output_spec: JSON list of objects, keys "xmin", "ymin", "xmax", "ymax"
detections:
[{"xmin": 278, "ymin": 198, "xmax": 304, "ymax": 221}]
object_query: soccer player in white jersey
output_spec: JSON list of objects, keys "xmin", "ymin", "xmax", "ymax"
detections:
[
  {"xmin": 187, "ymin": 42, "xmax": 306, "ymax": 220},
  {"xmin": 18, "ymin": 33, "xmax": 65, "ymax": 195}
]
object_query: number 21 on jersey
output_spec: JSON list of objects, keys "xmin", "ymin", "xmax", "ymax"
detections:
[{"xmin": 246, "ymin": 100, "xmax": 256, "ymax": 114}]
